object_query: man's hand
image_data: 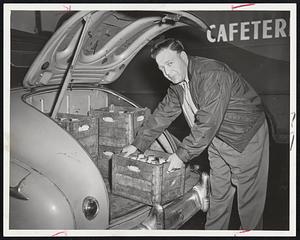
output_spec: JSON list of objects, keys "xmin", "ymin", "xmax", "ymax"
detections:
[
  {"xmin": 167, "ymin": 153, "xmax": 184, "ymax": 173},
  {"xmin": 122, "ymin": 145, "xmax": 138, "ymax": 157}
]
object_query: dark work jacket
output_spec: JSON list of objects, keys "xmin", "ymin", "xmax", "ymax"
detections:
[{"xmin": 132, "ymin": 56, "xmax": 266, "ymax": 163}]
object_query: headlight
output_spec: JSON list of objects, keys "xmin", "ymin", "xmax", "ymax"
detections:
[{"xmin": 82, "ymin": 196, "xmax": 99, "ymax": 220}]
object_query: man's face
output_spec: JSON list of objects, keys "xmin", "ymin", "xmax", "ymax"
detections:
[{"xmin": 155, "ymin": 48, "xmax": 188, "ymax": 84}]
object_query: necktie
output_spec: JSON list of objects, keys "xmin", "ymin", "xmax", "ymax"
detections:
[{"xmin": 180, "ymin": 80, "xmax": 198, "ymax": 128}]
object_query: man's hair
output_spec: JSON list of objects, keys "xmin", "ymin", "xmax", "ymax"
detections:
[{"xmin": 150, "ymin": 38, "xmax": 185, "ymax": 59}]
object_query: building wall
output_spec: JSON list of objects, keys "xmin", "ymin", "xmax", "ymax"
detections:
[{"xmin": 11, "ymin": 11, "xmax": 66, "ymax": 33}]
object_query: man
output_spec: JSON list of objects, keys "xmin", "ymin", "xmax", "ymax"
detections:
[{"xmin": 122, "ymin": 38, "xmax": 269, "ymax": 230}]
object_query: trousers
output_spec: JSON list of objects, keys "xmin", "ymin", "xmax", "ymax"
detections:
[{"xmin": 205, "ymin": 120, "xmax": 269, "ymax": 230}]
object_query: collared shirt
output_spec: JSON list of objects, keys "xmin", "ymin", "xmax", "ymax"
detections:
[{"xmin": 180, "ymin": 80, "xmax": 198, "ymax": 128}]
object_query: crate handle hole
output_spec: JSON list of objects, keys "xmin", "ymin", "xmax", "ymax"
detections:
[
  {"xmin": 103, "ymin": 117, "xmax": 114, "ymax": 122},
  {"xmin": 103, "ymin": 151, "xmax": 113, "ymax": 157},
  {"xmin": 78, "ymin": 125, "xmax": 90, "ymax": 132},
  {"xmin": 127, "ymin": 165, "xmax": 140, "ymax": 173},
  {"xmin": 137, "ymin": 116, "xmax": 144, "ymax": 122}
]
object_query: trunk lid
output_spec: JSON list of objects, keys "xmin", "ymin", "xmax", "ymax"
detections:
[{"xmin": 23, "ymin": 11, "xmax": 208, "ymax": 88}]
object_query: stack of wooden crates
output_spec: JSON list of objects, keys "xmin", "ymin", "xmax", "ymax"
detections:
[
  {"xmin": 55, "ymin": 105, "xmax": 187, "ymax": 206},
  {"xmin": 55, "ymin": 105, "xmax": 150, "ymax": 181}
]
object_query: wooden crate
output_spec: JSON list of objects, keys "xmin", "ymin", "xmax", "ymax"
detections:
[
  {"xmin": 98, "ymin": 145, "xmax": 122, "ymax": 179},
  {"xmin": 89, "ymin": 105, "xmax": 150, "ymax": 147},
  {"xmin": 111, "ymin": 150, "xmax": 185, "ymax": 206},
  {"xmin": 56, "ymin": 113, "xmax": 98, "ymax": 164}
]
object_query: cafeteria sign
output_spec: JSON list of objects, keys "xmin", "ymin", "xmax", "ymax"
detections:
[{"xmin": 207, "ymin": 18, "xmax": 288, "ymax": 42}]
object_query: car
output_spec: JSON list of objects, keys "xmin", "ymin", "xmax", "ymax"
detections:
[
  {"xmin": 9, "ymin": 10, "xmax": 211, "ymax": 230},
  {"xmin": 9, "ymin": 9, "xmax": 291, "ymax": 231}
]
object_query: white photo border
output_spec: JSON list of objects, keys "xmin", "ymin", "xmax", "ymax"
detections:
[{"xmin": 3, "ymin": 3, "xmax": 297, "ymax": 237}]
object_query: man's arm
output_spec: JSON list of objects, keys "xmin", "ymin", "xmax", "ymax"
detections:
[
  {"xmin": 175, "ymin": 70, "xmax": 232, "ymax": 162},
  {"xmin": 132, "ymin": 87, "xmax": 182, "ymax": 152}
]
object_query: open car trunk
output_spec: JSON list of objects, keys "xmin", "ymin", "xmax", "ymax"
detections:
[{"xmin": 22, "ymin": 85, "xmax": 203, "ymax": 229}]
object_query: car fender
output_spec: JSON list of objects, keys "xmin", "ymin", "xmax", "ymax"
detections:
[{"xmin": 10, "ymin": 159, "xmax": 75, "ymax": 229}]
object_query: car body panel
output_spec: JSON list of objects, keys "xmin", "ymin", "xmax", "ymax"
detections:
[{"xmin": 10, "ymin": 160, "xmax": 75, "ymax": 229}]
